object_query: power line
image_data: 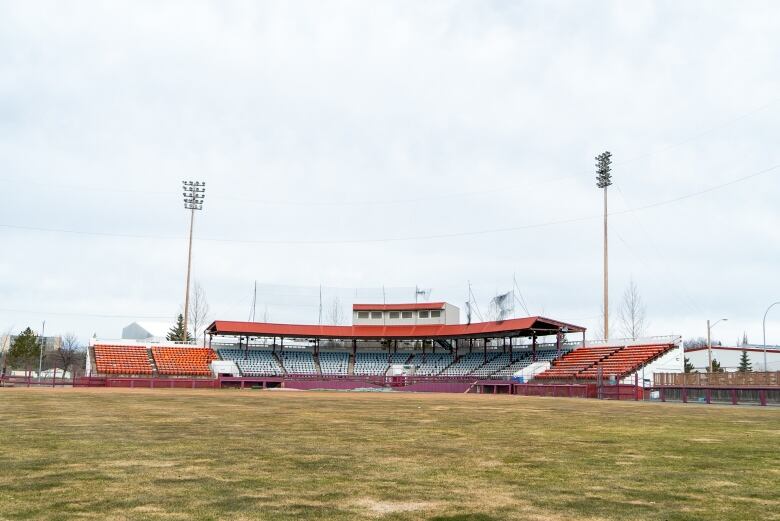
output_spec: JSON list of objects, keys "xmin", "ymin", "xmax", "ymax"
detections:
[
  {"xmin": 613, "ymin": 97, "xmax": 779, "ymax": 167},
  {"xmin": 0, "ymin": 307, "xmax": 172, "ymax": 319},
  {"xmin": 0, "ymin": 163, "xmax": 777, "ymax": 245}
]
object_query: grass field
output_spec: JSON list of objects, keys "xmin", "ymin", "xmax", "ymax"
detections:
[{"xmin": 0, "ymin": 388, "xmax": 778, "ymax": 521}]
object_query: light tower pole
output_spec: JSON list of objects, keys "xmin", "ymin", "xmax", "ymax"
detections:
[
  {"xmin": 595, "ymin": 151, "xmax": 612, "ymax": 339},
  {"xmin": 182, "ymin": 181, "xmax": 206, "ymax": 342}
]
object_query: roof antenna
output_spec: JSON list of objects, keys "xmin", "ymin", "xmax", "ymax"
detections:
[{"xmin": 249, "ymin": 280, "xmax": 257, "ymax": 322}]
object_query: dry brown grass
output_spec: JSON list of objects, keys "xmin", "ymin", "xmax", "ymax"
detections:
[{"xmin": 0, "ymin": 387, "xmax": 778, "ymax": 520}]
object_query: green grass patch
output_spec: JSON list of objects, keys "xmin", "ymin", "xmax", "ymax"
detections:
[{"xmin": 0, "ymin": 388, "xmax": 778, "ymax": 520}]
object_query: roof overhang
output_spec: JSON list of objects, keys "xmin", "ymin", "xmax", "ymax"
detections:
[
  {"xmin": 352, "ymin": 302, "xmax": 447, "ymax": 311},
  {"xmin": 205, "ymin": 316, "xmax": 585, "ymax": 341}
]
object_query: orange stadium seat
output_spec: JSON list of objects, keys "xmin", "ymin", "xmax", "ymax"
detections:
[
  {"xmin": 535, "ymin": 346, "xmax": 620, "ymax": 379},
  {"xmin": 536, "ymin": 343, "xmax": 675, "ymax": 380},
  {"xmin": 94, "ymin": 345, "xmax": 154, "ymax": 375},
  {"xmin": 151, "ymin": 347, "xmax": 217, "ymax": 376}
]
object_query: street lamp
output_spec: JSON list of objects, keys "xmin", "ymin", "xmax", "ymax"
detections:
[
  {"xmin": 707, "ymin": 318, "xmax": 727, "ymax": 373},
  {"xmin": 182, "ymin": 181, "xmax": 206, "ymax": 343},
  {"xmin": 762, "ymin": 302, "xmax": 780, "ymax": 372}
]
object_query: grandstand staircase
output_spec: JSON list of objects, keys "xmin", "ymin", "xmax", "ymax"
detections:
[
  {"xmin": 146, "ymin": 347, "xmax": 160, "ymax": 376},
  {"xmin": 272, "ymin": 352, "xmax": 288, "ymax": 375},
  {"xmin": 437, "ymin": 355, "xmax": 459, "ymax": 376},
  {"xmin": 347, "ymin": 353, "xmax": 355, "ymax": 376},
  {"xmin": 313, "ymin": 353, "xmax": 323, "ymax": 375},
  {"xmin": 434, "ymin": 339, "xmax": 453, "ymax": 352}
]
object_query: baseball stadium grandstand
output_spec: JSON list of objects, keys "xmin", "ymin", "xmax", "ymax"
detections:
[{"xmin": 83, "ymin": 302, "xmax": 685, "ymax": 396}]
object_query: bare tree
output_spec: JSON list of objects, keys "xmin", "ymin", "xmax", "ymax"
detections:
[
  {"xmin": 325, "ymin": 297, "xmax": 344, "ymax": 325},
  {"xmin": 618, "ymin": 278, "xmax": 647, "ymax": 340},
  {"xmin": 57, "ymin": 333, "xmax": 83, "ymax": 377},
  {"xmin": 189, "ymin": 281, "xmax": 211, "ymax": 342}
]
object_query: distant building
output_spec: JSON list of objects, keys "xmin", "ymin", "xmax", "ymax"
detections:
[
  {"xmin": 684, "ymin": 344, "xmax": 780, "ymax": 372},
  {"xmin": 0, "ymin": 334, "xmax": 61, "ymax": 352},
  {"xmin": 352, "ymin": 302, "xmax": 460, "ymax": 326},
  {"xmin": 121, "ymin": 321, "xmax": 173, "ymax": 342}
]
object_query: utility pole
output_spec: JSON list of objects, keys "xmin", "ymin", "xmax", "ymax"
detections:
[
  {"xmin": 37, "ymin": 320, "xmax": 45, "ymax": 382},
  {"xmin": 763, "ymin": 302, "xmax": 780, "ymax": 371},
  {"xmin": 707, "ymin": 318, "xmax": 728, "ymax": 373},
  {"xmin": 595, "ymin": 151, "xmax": 612, "ymax": 340},
  {"xmin": 182, "ymin": 181, "xmax": 206, "ymax": 342}
]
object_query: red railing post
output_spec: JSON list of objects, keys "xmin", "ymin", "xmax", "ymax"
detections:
[
  {"xmin": 759, "ymin": 390, "xmax": 767, "ymax": 406},
  {"xmin": 634, "ymin": 373, "xmax": 639, "ymax": 401},
  {"xmin": 731, "ymin": 389, "xmax": 738, "ymax": 405}
]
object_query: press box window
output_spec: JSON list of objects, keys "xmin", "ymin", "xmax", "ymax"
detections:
[
  {"xmin": 370, "ymin": 311, "xmax": 383, "ymax": 319},
  {"xmin": 357, "ymin": 311, "xmax": 369, "ymax": 319},
  {"xmin": 430, "ymin": 310, "xmax": 441, "ymax": 318},
  {"xmin": 388, "ymin": 311, "xmax": 400, "ymax": 319},
  {"xmin": 418, "ymin": 310, "xmax": 430, "ymax": 319},
  {"xmin": 401, "ymin": 311, "xmax": 413, "ymax": 319}
]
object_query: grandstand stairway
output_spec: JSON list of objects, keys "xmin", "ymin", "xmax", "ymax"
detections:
[
  {"xmin": 313, "ymin": 353, "xmax": 322, "ymax": 374},
  {"xmin": 347, "ymin": 353, "xmax": 355, "ymax": 375},
  {"xmin": 272, "ymin": 352, "xmax": 288, "ymax": 375},
  {"xmin": 147, "ymin": 348, "xmax": 159, "ymax": 376}
]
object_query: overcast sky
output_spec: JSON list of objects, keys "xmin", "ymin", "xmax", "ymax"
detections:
[{"xmin": 1, "ymin": 0, "xmax": 778, "ymax": 346}]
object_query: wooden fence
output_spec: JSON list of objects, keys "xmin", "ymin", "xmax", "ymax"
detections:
[{"xmin": 654, "ymin": 371, "xmax": 780, "ymax": 387}]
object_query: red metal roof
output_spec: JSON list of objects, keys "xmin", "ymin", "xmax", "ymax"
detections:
[
  {"xmin": 352, "ymin": 302, "xmax": 447, "ymax": 311},
  {"xmin": 206, "ymin": 316, "xmax": 585, "ymax": 339}
]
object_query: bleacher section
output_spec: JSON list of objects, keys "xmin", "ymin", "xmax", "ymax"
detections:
[
  {"xmin": 440, "ymin": 353, "xmax": 491, "ymax": 376},
  {"xmin": 94, "ymin": 342, "xmax": 667, "ymax": 381},
  {"xmin": 536, "ymin": 346, "xmax": 620, "ymax": 379},
  {"xmin": 577, "ymin": 344, "xmax": 672, "ymax": 379},
  {"xmin": 492, "ymin": 353, "xmax": 532, "ymax": 377},
  {"xmin": 354, "ymin": 352, "xmax": 390, "ymax": 375},
  {"xmin": 218, "ymin": 349, "xmax": 284, "ymax": 376},
  {"xmin": 94, "ymin": 345, "xmax": 153, "ymax": 375},
  {"xmin": 408, "ymin": 353, "xmax": 454, "ymax": 376},
  {"xmin": 151, "ymin": 346, "xmax": 217, "ymax": 376},
  {"xmin": 471, "ymin": 353, "xmax": 509, "ymax": 377},
  {"xmin": 536, "ymin": 343, "xmax": 675, "ymax": 380},
  {"xmin": 319, "ymin": 352, "xmax": 349, "ymax": 375},
  {"xmin": 279, "ymin": 350, "xmax": 317, "ymax": 374}
]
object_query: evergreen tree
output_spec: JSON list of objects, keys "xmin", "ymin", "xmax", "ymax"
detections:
[
  {"xmin": 8, "ymin": 327, "xmax": 42, "ymax": 370},
  {"xmin": 683, "ymin": 357, "xmax": 696, "ymax": 373},
  {"xmin": 738, "ymin": 350, "xmax": 752, "ymax": 372},
  {"xmin": 711, "ymin": 358, "xmax": 724, "ymax": 373},
  {"xmin": 167, "ymin": 314, "xmax": 193, "ymax": 342}
]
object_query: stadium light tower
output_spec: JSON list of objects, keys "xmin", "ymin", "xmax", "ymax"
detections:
[
  {"xmin": 182, "ymin": 181, "xmax": 206, "ymax": 342},
  {"xmin": 707, "ymin": 318, "xmax": 727, "ymax": 373},
  {"xmin": 595, "ymin": 151, "xmax": 612, "ymax": 339},
  {"xmin": 763, "ymin": 302, "xmax": 780, "ymax": 372}
]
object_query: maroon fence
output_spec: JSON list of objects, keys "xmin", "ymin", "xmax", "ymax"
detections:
[{"xmin": 512, "ymin": 383, "xmax": 595, "ymax": 398}]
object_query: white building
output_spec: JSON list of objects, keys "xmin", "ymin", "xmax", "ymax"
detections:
[
  {"xmin": 352, "ymin": 302, "xmax": 460, "ymax": 326},
  {"xmin": 684, "ymin": 345, "xmax": 780, "ymax": 372},
  {"xmin": 121, "ymin": 321, "xmax": 173, "ymax": 342}
]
